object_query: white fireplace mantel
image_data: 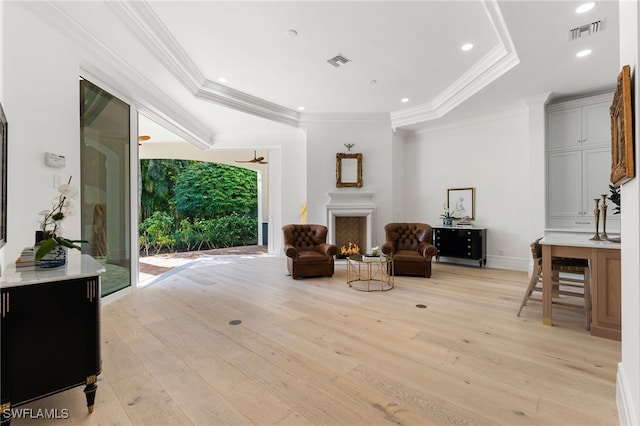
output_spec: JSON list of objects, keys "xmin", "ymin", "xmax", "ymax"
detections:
[
  {"xmin": 326, "ymin": 192, "xmax": 375, "ymax": 207},
  {"xmin": 326, "ymin": 192, "xmax": 376, "ymax": 251}
]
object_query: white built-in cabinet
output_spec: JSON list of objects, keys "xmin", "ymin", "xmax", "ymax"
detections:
[{"xmin": 546, "ymin": 93, "xmax": 619, "ymax": 231}]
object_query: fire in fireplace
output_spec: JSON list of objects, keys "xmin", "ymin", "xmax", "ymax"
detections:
[
  {"xmin": 335, "ymin": 216, "xmax": 366, "ymax": 257},
  {"xmin": 339, "ymin": 242, "xmax": 361, "ymax": 258}
]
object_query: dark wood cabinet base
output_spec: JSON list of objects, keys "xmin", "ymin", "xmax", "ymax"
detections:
[
  {"xmin": 1, "ymin": 255, "xmax": 104, "ymax": 425},
  {"xmin": 433, "ymin": 227, "xmax": 487, "ymax": 267}
]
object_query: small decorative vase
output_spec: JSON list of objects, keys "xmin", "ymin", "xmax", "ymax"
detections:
[
  {"xmin": 35, "ymin": 245, "xmax": 68, "ymax": 269},
  {"xmin": 443, "ymin": 218, "xmax": 453, "ymax": 227}
]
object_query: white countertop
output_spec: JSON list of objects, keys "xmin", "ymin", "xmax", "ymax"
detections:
[
  {"xmin": 540, "ymin": 232, "xmax": 622, "ymax": 249},
  {"xmin": 1, "ymin": 252, "xmax": 105, "ymax": 288}
]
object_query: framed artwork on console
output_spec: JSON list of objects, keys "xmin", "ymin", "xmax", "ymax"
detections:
[
  {"xmin": 610, "ymin": 64, "xmax": 634, "ymax": 186},
  {"xmin": 447, "ymin": 187, "xmax": 475, "ymax": 220}
]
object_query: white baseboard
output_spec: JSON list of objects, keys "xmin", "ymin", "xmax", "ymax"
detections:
[
  {"xmin": 435, "ymin": 255, "xmax": 528, "ymax": 271},
  {"xmin": 486, "ymin": 255, "xmax": 529, "ymax": 271},
  {"xmin": 617, "ymin": 362, "xmax": 638, "ymax": 425}
]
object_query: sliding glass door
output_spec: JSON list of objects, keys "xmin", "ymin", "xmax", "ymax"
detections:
[{"xmin": 80, "ymin": 79, "xmax": 131, "ymax": 296}]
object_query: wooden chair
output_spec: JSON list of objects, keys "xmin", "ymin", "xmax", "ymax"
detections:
[{"xmin": 517, "ymin": 238, "xmax": 592, "ymax": 330}]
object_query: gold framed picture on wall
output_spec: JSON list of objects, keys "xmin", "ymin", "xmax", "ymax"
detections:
[
  {"xmin": 610, "ymin": 64, "xmax": 635, "ymax": 187},
  {"xmin": 336, "ymin": 152, "xmax": 363, "ymax": 188}
]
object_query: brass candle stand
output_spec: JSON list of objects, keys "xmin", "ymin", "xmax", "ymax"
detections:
[
  {"xmin": 600, "ymin": 194, "xmax": 608, "ymax": 241},
  {"xmin": 590, "ymin": 198, "xmax": 601, "ymax": 241}
]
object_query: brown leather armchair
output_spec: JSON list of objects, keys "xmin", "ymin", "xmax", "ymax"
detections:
[
  {"xmin": 381, "ymin": 223, "xmax": 438, "ymax": 278},
  {"xmin": 282, "ymin": 224, "xmax": 338, "ymax": 279}
]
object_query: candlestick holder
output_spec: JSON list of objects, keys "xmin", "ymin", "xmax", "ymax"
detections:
[
  {"xmin": 600, "ymin": 194, "xmax": 608, "ymax": 241},
  {"xmin": 590, "ymin": 198, "xmax": 601, "ymax": 241}
]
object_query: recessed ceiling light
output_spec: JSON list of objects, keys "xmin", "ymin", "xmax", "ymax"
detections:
[
  {"xmin": 288, "ymin": 29, "xmax": 298, "ymax": 37},
  {"xmin": 298, "ymin": 106, "xmax": 305, "ymax": 111},
  {"xmin": 401, "ymin": 98, "xmax": 409, "ymax": 103},
  {"xmin": 218, "ymin": 77, "xmax": 228, "ymax": 83},
  {"xmin": 576, "ymin": 2, "xmax": 595, "ymax": 14},
  {"xmin": 461, "ymin": 43, "xmax": 474, "ymax": 51},
  {"xmin": 369, "ymin": 79, "xmax": 377, "ymax": 85},
  {"xmin": 577, "ymin": 49, "xmax": 592, "ymax": 57}
]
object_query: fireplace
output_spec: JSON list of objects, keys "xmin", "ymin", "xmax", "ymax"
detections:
[
  {"xmin": 336, "ymin": 216, "xmax": 367, "ymax": 257},
  {"xmin": 326, "ymin": 192, "xmax": 376, "ymax": 254}
]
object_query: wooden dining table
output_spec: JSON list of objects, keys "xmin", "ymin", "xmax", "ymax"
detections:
[{"xmin": 540, "ymin": 233, "xmax": 621, "ymax": 340}]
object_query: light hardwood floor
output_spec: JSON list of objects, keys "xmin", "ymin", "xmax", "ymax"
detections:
[{"xmin": 14, "ymin": 256, "xmax": 621, "ymax": 425}]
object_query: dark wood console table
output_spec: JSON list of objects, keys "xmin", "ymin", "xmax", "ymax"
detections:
[
  {"xmin": 1, "ymin": 253, "xmax": 104, "ymax": 424},
  {"xmin": 433, "ymin": 226, "xmax": 487, "ymax": 267}
]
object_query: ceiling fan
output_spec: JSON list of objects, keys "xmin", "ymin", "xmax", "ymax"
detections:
[{"xmin": 235, "ymin": 150, "xmax": 268, "ymax": 164}]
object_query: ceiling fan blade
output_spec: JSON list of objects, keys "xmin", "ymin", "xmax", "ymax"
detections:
[{"xmin": 235, "ymin": 150, "xmax": 267, "ymax": 164}]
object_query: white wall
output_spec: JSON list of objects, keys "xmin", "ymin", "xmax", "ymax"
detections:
[
  {"xmin": 617, "ymin": 1, "xmax": 640, "ymax": 424},
  {"xmin": 301, "ymin": 117, "xmax": 395, "ymax": 249},
  {"xmin": 3, "ymin": 4, "xmax": 83, "ymax": 261},
  {"xmin": 275, "ymin": 139, "xmax": 307, "ymax": 251},
  {"xmin": 524, "ymin": 93, "xmax": 551, "ymax": 248},
  {"xmin": 404, "ymin": 104, "xmax": 532, "ymax": 270},
  {"xmin": 391, "ymin": 129, "xmax": 407, "ymax": 222}
]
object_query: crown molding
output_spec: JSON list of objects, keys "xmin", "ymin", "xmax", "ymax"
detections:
[
  {"xmin": 22, "ymin": 1, "xmax": 214, "ymax": 148},
  {"xmin": 134, "ymin": 103, "xmax": 213, "ymax": 150},
  {"xmin": 522, "ymin": 92, "xmax": 553, "ymax": 107},
  {"xmin": 409, "ymin": 100, "xmax": 527, "ymax": 136},
  {"xmin": 197, "ymin": 80, "xmax": 300, "ymax": 127},
  {"xmin": 546, "ymin": 89, "xmax": 615, "ymax": 110},
  {"xmin": 111, "ymin": 1, "xmax": 300, "ymax": 128},
  {"xmin": 111, "ymin": 0, "xmax": 518, "ymax": 131},
  {"xmin": 29, "ymin": 0, "xmax": 519, "ymax": 133},
  {"xmin": 391, "ymin": 0, "xmax": 519, "ymax": 129},
  {"xmin": 298, "ymin": 112, "xmax": 391, "ymax": 125},
  {"xmin": 108, "ymin": 0, "xmax": 206, "ymax": 94}
]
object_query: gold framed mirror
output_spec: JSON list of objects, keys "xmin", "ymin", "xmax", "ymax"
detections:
[{"xmin": 336, "ymin": 153, "xmax": 363, "ymax": 188}]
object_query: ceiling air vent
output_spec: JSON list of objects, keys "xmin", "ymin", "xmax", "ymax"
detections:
[
  {"xmin": 568, "ymin": 18, "xmax": 605, "ymax": 40},
  {"xmin": 327, "ymin": 54, "xmax": 351, "ymax": 68}
]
